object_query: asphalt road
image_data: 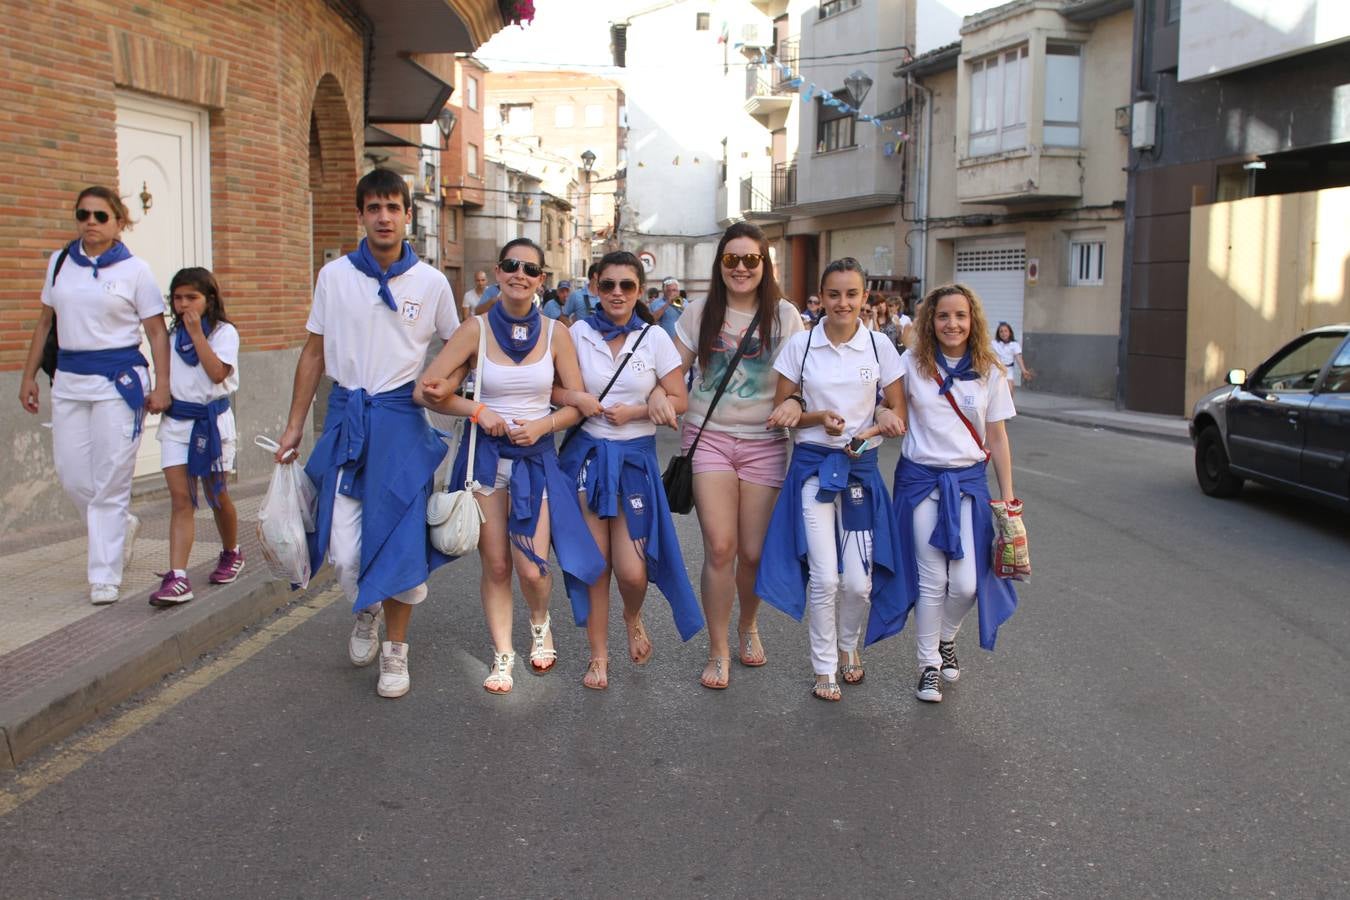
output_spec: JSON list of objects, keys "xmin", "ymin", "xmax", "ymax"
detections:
[{"xmin": 2, "ymin": 417, "xmax": 1347, "ymax": 899}]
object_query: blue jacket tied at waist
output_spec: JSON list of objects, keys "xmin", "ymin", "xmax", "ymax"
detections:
[
  {"xmin": 866, "ymin": 457, "xmax": 1017, "ymax": 649},
  {"xmin": 755, "ymin": 443, "xmax": 909, "ymax": 639},
  {"xmin": 305, "ymin": 382, "xmax": 450, "ymax": 612},
  {"xmin": 448, "ymin": 426, "xmax": 604, "ymax": 616},
  {"xmin": 558, "ymin": 432, "xmax": 704, "ymax": 640},
  {"xmin": 56, "ymin": 346, "xmax": 148, "ymax": 437},
  {"xmin": 165, "ymin": 397, "xmax": 231, "ymax": 508}
]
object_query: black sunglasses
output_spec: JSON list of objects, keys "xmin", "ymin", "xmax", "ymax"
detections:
[
  {"xmin": 75, "ymin": 209, "xmax": 111, "ymax": 224},
  {"xmin": 598, "ymin": 278, "xmax": 639, "ymax": 294},
  {"xmin": 498, "ymin": 257, "xmax": 545, "ymax": 278},
  {"xmin": 720, "ymin": 252, "xmax": 763, "ymax": 270}
]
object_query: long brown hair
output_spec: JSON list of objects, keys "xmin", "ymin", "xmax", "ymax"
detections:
[
  {"xmin": 911, "ymin": 283, "xmax": 1004, "ymax": 381},
  {"xmin": 168, "ymin": 267, "xmax": 232, "ymax": 329},
  {"xmin": 696, "ymin": 222, "xmax": 781, "ymax": 371}
]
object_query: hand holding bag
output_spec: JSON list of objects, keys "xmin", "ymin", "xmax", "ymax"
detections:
[
  {"xmin": 989, "ymin": 498, "xmax": 1031, "ymax": 581},
  {"xmin": 663, "ymin": 310, "xmax": 763, "ymax": 514},
  {"xmin": 427, "ymin": 317, "xmax": 488, "ymax": 556}
]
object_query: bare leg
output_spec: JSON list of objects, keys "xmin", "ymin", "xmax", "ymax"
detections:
[
  {"xmin": 734, "ymin": 479, "xmax": 780, "ymax": 665},
  {"xmin": 513, "ymin": 499, "xmax": 555, "ymax": 671},
  {"xmin": 693, "ymin": 470, "xmax": 740, "ymax": 687},
  {"xmin": 581, "ymin": 501, "xmax": 611, "ymax": 688},
  {"xmin": 476, "ymin": 491, "xmax": 515, "ymax": 654},
  {"xmin": 163, "ymin": 466, "xmax": 195, "ymax": 571},
  {"xmin": 210, "ymin": 487, "xmax": 239, "ymax": 550},
  {"xmin": 384, "ymin": 597, "xmax": 413, "ymax": 643},
  {"xmin": 609, "ymin": 515, "xmax": 651, "ymax": 664}
]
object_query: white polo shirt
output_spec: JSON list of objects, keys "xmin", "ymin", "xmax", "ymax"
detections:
[
  {"xmin": 774, "ymin": 322, "xmax": 903, "ymax": 449},
  {"xmin": 571, "ymin": 320, "xmax": 683, "ymax": 441},
  {"xmin": 899, "ymin": 351, "xmax": 1015, "ymax": 467},
  {"xmin": 158, "ymin": 322, "xmax": 240, "ymax": 446},
  {"xmin": 41, "ymin": 248, "xmax": 164, "ymax": 401},
  {"xmin": 306, "ymin": 256, "xmax": 459, "ymax": 395}
]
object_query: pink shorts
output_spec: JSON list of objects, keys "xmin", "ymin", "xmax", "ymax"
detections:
[{"xmin": 681, "ymin": 424, "xmax": 788, "ymax": 487}]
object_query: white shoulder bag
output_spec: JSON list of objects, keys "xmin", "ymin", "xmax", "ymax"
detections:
[{"xmin": 427, "ymin": 316, "xmax": 488, "ymax": 556}]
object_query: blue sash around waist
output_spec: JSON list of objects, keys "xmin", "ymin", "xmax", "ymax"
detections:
[
  {"xmin": 304, "ymin": 381, "xmax": 450, "ymax": 613},
  {"xmin": 56, "ymin": 346, "xmax": 148, "ymax": 438},
  {"xmin": 165, "ymin": 396, "xmax": 231, "ymax": 508},
  {"xmin": 558, "ymin": 431, "xmax": 704, "ymax": 640}
]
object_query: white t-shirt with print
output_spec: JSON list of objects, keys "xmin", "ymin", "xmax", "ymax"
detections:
[
  {"xmin": 306, "ymin": 256, "xmax": 459, "ymax": 395},
  {"xmin": 900, "ymin": 351, "xmax": 1015, "ymax": 468},
  {"xmin": 41, "ymin": 248, "xmax": 164, "ymax": 401},
  {"xmin": 775, "ymin": 323, "xmax": 904, "ymax": 449},
  {"xmin": 157, "ymin": 322, "xmax": 240, "ymax": 446},
  {"xmin": 993, "ymin": 340, "xmax": 1021, "ymax": 368},
  {"xmin": 572, "ymin": 321, "xmax": 683, "ymax": 441},
  {"xmin": 674, "ymin": 297, "xmax": 804, "ymax": 439}
]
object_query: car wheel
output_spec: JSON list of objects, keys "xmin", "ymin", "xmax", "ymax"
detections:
[{"xmin": 1195, "ymin": 425, "xmax": 1244, "ymax": 498}]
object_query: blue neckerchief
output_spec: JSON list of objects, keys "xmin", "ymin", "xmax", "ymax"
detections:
[
  {"xmin": 304, "ymin": 381, "xmax": 451, "ymax": 612},
  {"xmin": 56, "ymin": 346, "xmax": 148, "ymax": 438},
  {"xmin": 754, "ymin": 442, "xmax": 909, "ymax": 631},
  {"xmin": 346, "ymin": 239, "xmax": 417, "ymax": 311},
  {"xmin": 866, "ymin": 457, "xmax": 1018, "ymax": 651},
  {"xmin": 165, "ymin": 397, "xmax": 230, "ymax": 508},
  {"xmin": 558, "ymin": 432, "xmax": 704, "ymax": 640},
  {"xmin": 582, "ymin": 308, "xmax": 644, "ymax": 342},
  {"xmin": 173, "ymin": 319, "xmax": 214, "ymax": 367},
  {"xmin": 936, "ymin": 351, "xmax": 980, "ymax": 396},
  {"xmin": 487, "ymin": 301, "xmax": 542, "ymax": 363},
  {"xmin": 447, "ymin": 428, "xmax": 604, "ymax": 599},
  {"xmin": 65, "ymin": 239, "xmax": 132, "ymax": 279}
]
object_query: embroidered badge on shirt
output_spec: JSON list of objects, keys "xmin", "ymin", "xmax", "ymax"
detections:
[
  {"xmin": 512, "ymin": 324, "xmax": 528, "ymax": 342},
  {"xmin": 859, "ymin": 365, "xmax": 875, "ymax": 383},
  {"xmin": 400, "ymin": 300, "xmax": 421, "ymax": 324},
  {"xmin": 102, "ymin": 281, "xmax": 121, "ymax": 296},
  {"xmin": 629, "ymin": 357, "xmax": 647, "ymax": 374}
]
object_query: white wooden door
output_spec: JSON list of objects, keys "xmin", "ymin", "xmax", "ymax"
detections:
[
  {"xmin": 954, "ymin": 237, "xmax": 1026, "ymax": 379},
  {"xmin": 115, "ymin": 93, "xmax": 211, "ymax": 477}
]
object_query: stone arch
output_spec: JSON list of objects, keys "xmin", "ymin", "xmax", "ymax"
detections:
[{"xmin": 308, "ymin": 73, "xmax": 359, "ymax": 284}]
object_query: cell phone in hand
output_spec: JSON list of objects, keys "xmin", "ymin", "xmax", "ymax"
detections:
[{"xmin": 846, "ymin": 435, "xmax": 883, "ymax": 457}]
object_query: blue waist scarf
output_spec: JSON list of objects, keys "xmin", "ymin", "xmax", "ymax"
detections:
[
  {"xmin": 448, "ymin": 426, "xmax": 604, "ymax": 611},
  {"xmin": 754, "ymin": 443, "xmax": 909, "ymax": 638},
  {"xmin": 346, "ymin": 239, "xmax": 417, "ymax": 311},
  {"xmin": 304, "ymin": 381, "xmax": 450, "ymax": 613},
  {"xmin": 865, "ymin": 457, "xmax": 1018, "ymax": 650},
  {"xmin": 165, "ymin": 397, "xmax": 231, "ymax": 509},
  {"xmin": 558, "ymin": 432, "xmax": 704, "ymax": 640},
  {"xmin": 56, "ymin": 346, "xmax": 148, "ymax": 438},
  {"xmin": 173, "ymin": 320, "xmax": 213, "ymax": 366},
  {"xmin": 66, "ymin": 239, "xmax": 132, "ymax": 278}
]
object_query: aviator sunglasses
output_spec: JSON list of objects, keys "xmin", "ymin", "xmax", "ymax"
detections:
[
  {"xmin": 75, "ymin": 209, "xmax": 111, "ymax": 224},
  {"xmin": 498, "ymin": 257, "xmax": 545, "ymax": 278},
  {"xmin": 599, "ymin": 278, "xmax": 639, "ymax": 294},
  {"xmin": 720, "ymin": 252, "xmax": 763, "ymax": 270}
]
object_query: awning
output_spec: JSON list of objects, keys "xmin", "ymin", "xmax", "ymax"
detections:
[{"xmin": 363, "ymin": 125, "xmax": 421, "ymax": 148}]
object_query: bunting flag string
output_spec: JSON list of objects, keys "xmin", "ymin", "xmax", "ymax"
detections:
[{"xmin": 744, "ymin": 43, "xmax": 910, "ymax": 144}]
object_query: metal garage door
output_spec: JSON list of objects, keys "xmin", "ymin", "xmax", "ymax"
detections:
[{"xmin": 954, "ymin": 238, "xmax": 1026, "ymax": 350}]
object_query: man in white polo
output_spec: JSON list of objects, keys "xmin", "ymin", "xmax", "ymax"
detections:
[
  {"xmin": 462, "ymin": 269, "xmax": 487, "ymax": 322},
  {"xmin": 276, "ymin": 168, "xmax": 460, "ymax": 699}
]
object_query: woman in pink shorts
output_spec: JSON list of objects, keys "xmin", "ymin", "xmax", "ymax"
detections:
[{"xmin": 672, "ymin": 222, "xmax": 804, "ymax": 688}]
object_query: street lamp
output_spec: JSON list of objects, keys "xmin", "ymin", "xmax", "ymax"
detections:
[
  {"xmin": 580, "ymin": 150, "xmax": 596, "ymax": 273},
  {"xmin": 581, "ymin": 149, "xmax": 596, "ymax": 171},
  {"xmin": 844, "ymin": 69, "xmax": 873, "ymax": 108}
]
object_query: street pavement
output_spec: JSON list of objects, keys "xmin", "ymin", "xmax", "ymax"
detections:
[{"xmin": 1, "ymin": 414, "xmax": 1347, "ymax": 898}]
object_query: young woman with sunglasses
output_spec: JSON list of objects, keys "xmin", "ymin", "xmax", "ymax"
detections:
[
  {"xmin": 555, "ymin": 251, "xmax": 703, "ymax": 690},
  {"xmin": 18, "ymin": 186, "xmax": 172, "ymax": 606},
  {"xmin": 418, "ymin": 238, "xmax": 604, "ymax": 695},
  {"xmin": 669, "ymin": 222, "xmax": 804, "ymax": 689}
]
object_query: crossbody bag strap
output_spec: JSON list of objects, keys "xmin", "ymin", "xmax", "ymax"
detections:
[
  {"xmin": 686, "ymin": 309, "xmax": 763, "ymax": 457},
  {"xmin": 932, "ymin": 372, "xmax": 991, "ymax": 462},
  {"xmin": 462, "ymin": 315, "xmax": 489, "ymax": 489},
  {"xmin": 558, "ymin": 325, "xmax": 651, "ymax": 451}
]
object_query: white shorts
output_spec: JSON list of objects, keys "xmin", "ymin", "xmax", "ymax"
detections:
[
  {"xmin": 472, "ymin": 457, "xmax": 547, "ymax": 500},
  {"xmin": 160, "ymin": 437, "xmax": 237, "ymax": 472}
]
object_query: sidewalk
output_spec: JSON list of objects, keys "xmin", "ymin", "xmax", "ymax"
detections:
[
  {"xmin": 1013, "ymin": 388, "xmax": 1192, "ymax": 443},
  {"xmin": 0, "ymin": 476, "xmax": 331, "ymax": 769}
]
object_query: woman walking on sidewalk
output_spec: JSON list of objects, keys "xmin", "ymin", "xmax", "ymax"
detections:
[
  {"xmin": 417, "ymin": 237, "xmax": 604, "ymax": 695},
  {"xmin": 672, "ymin": 222, "xmax": 804, "ymax": 689},
  {"xmin": 17, "ymin": 186, "xmax": 171, "ymax": 606},
  {"xmin": 993, "ymin": 322, "xmax": 1034, "ymax": 394},
  {"xmin": 869, "ymin": 284, "xmax": 1021, "ymax": 704},
  {"xmin": 556, "ymin": 251, "xmax": 702, "ymax": 690},
  {"xmin": 148, "ymin": 268, "xmax": 244, "ymax": 606}
]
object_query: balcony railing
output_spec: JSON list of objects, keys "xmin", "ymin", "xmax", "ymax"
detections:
[
  {"xmin": 772, "ymin": 163, "xmax": 797, "ymax": 208},
  {"xmin": 775, "ymin": 37, "xmax": 798, "ymax": 82},
  {"xmin": 739, "ymin": 165, "xmax": 796, "ymax": 218},
  {"xmin": 740, "ymin": 175, "xmax": 773, "ymax": 215},
  {"xmin": 745, "ymin": 64, "xmax": 791, "ymax": 101}
]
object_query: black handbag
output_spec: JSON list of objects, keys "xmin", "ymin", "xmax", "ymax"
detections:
[
  {"xmin": 662, "ymin": 310, "xmax": 763, "ymax": 514},
  {"xmin": 39, "ymin": 247, "xmax": 71, "ymax": 382}
]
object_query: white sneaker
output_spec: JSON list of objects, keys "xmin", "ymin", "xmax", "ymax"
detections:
[
  {"xmin": 348, "ymin": 607, "xmax": 383, "ymax": 666},
  {"xmin": 123, "ymin": 514, "xmax": 141, "ymax": 568},
  {"xmin": 90, "ymin": 583, "xmax": 120, "ymax": 605},
  {"xmin": 377, "ymin": 641, "xmax": 410, "ymax": 698}
]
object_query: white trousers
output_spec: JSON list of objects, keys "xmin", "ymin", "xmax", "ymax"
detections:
[
  {"xmin": 912, "ymin": 491, "xmax": 977, "ymax": 668},
  {"xmin": 51, "ymin": 396, "xmax": 142, "ymax": 586},
  {"xmin": 329, "ymin": 487, "xmax": 427, "ymax": 610},
  {"xmin": 801, "ymin": 477, "xmax": 872, "ymax": 676}
]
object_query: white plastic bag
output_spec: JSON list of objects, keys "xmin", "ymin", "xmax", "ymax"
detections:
[{"xmin": 254, "ymin": 436, "xmax": 317, "ymax": 587}]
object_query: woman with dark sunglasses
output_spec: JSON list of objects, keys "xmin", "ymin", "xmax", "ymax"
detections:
[
  {"xmin": 18, "ymin": 186, "xmax": 172, "ymax": 606},
  {"xmin": 668, "ymin": 222, "xmax": 804, "ymax": 689},
  {"xmin": 554, "ymin": 251, "xmax": 703, "ymax": 689},
  {"xmin": 417, "ymin": 237, "xmax": 603, "ymax": 695}
]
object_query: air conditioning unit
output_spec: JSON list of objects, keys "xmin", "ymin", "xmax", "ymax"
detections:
[
  {"xmin": 741, "ymin": 22, "xmax": 771, "ymax": 48},
  {"xmin": 1131, "ymin": 100, "xmax": 1156, "ymax": 150}
]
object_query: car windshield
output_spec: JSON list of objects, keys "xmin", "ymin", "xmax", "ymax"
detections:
[
  {"xmin": 1321, "ymin": 340, "xmax": 1350, "ymax": 394},
  {"xmin": 1250, "ymin": 333, "xmax": 1346, "ymax": 393}
]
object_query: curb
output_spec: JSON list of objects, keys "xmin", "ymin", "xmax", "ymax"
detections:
[
  {"xmin": 1016, "ymin": 408, "xmax": 1192, "ymax": 445},
  {"xmin": 0, "ymin": 571, "xmax": 334, "ymax": 770}
]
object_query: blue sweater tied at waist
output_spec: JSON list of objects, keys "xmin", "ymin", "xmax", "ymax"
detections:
[
  {"xmin": 56, "ymin": 346, "xmax": 148, "ymax": 437},
  {"xmin": 165, "ymin": 396, "xmax": 231, "ymax": 508},
  {"xmin": 558, "ymin": 431, "xmax": 704, "ymax": 640},
  {"xmin": 305, "ymin": 382, "xmax": 450, "ymax": 613}
]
